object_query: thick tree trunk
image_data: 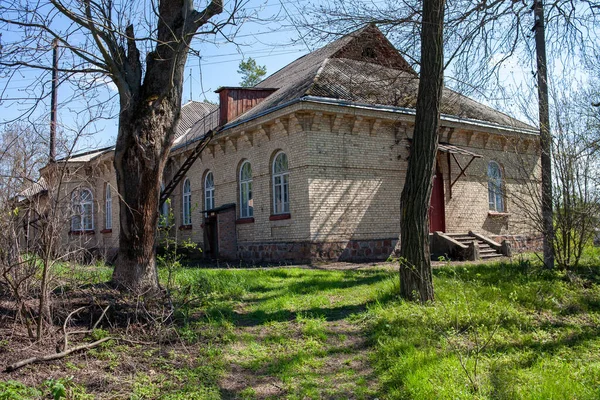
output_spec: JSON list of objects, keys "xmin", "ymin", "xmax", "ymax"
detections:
[
  {"xmin": 107, "ymin": 0, "xmax": 223, "ymax": 293},
  {"xmin": 111, "ymin": 97, "xmax": 180, "ymax": 293},
  {"xmin": 398, "ymin": 0, "xmax": 445, "ymax": 302}
]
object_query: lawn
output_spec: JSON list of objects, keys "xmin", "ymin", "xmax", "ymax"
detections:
[{"xmin": 1, "ymin": 257, "xmax": 600, "ymax": 399}]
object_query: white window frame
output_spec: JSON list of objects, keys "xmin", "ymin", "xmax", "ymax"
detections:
[
  {"xmin": 488, "ymin": 161, "xmax": 505, "ymax": 212},
  {"xmin": 205, "ymin": 171, "xmax": 215, "ymax": 212},
  {"xmin": 105, "ymin": 184, "xmax": 112, "ymax": 230},
  {"xmin": 239, "ymin": 161, "xmax": 253, "ymax": 218},
  {"xmin": 71, "ymin": 188, "xmax": 94, "ymax": 232},
  {"xmin": 182, "ymin": 178, "xmax": 192, "ymax": 226},
  {"xmin": 272, "ymin": 152, "xmax": 290, "ymax": 215}
]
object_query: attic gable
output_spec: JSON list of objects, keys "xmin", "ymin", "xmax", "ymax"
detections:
[{"xmin": 331, "ymin": 24, "xmax": 416, "ymax": 74}]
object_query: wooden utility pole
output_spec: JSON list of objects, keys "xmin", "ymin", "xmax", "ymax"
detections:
[
  {"xmin": 49, "ymin": 38, "xmax": 58, "ymax": 163},
  {"xmin": 533, "ymin": 0, "xmax": 554, "ymax": 269}
]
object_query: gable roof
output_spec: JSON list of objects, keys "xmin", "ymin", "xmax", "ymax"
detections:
[
  {"xmin": 13, "ymin": 177, "xmax": 48, "ymax": 202},
  {"xmin": 230, "ymin": 25, "xmax": 534, "ymax": 131}
]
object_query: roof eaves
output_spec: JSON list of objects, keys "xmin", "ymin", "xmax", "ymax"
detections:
[
  {"xmin": 57, "ymin": 145, "xmax": 115, "ymax": 162},
  {"xmin": 216, "ymin": 95, "xmax": 539, "ymax": 137}
]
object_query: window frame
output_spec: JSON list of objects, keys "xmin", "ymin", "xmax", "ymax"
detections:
[
  {"xmin": 204, "ymin": 171, "xmax": 215, "ymax": 212},
  {"xmin": 105, "ymin": 184, "xmax": 112, "ymax": 230},
  {"xmin": 159, "ymin": 183, "xmax": 169, "ymax": 227},
  {"xmin": 488, "ymin": 161, "xmax": 505, "ymax": 212},
  {"xmin": 71, "ymin": 188, "xmax": 94, "ymax": 232},
  {"xmin": 182, "ymin": 178, "xmax": 192, "ymax": 226},
  {"xmin": 272, "ymin": 152, "xmax": 290, "ymax": 215},
  {"xmin": 239, "ymin": 161, "xmax": 253, "ymax": 218}
]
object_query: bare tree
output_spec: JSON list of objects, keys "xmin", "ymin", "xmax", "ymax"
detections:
[
  {"xmin": 0, "ymin": 0, "xmax": 246, "ymax": 294},
  {"xmin": 0, "ymin": 121, "xmax": 97, "ymax": 339},
  {"xmin": 551, "ymin": 88, "xmax": 600, "ymax": 268}
]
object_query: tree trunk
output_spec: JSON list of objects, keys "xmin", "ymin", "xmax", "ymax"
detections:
[
  {"xmin": 533, "ymin": 0, "xmax": 555, "ymax": 269},
  {"xmin": 111, "ymin": 96, "xmax": 180, "ymax": 293},
  {"xmin": 398, "ymin": 0, "xmax": 445, "ymax": 302},
  {"xmin": 108, "ymin": 0, "xmax": 223, "ymax": 293}
]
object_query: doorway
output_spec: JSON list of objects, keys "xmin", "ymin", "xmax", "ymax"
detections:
[
  {"xmin": 204, "ymin": 214, "xmax": 218, "ymax": 258},
  {"xmin": 429, "ymin": 165, "xmax": 446, "ymax": 233}
]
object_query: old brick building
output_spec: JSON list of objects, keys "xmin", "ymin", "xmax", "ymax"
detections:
[{"xmin": 36, "ymin": 25, "xmax": 541, "ymax": 263}]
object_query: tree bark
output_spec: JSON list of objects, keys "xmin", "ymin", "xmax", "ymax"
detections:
[
  {"xmin": 111, "ymin": 99, "xmax": 177, "ymax": 293},
  {"xmin": 398, "ymin": 0, "xmax": 445, "ymax": 302}
]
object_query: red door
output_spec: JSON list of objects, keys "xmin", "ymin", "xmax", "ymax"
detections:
[{"xmin": 429, "ymin": 168, "xmax": 446, "ymax": 233}]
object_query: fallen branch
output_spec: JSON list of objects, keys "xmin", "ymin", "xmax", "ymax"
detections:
[
  {"xmin": 4, "ymin": 337, "xmax": 113, "ymax": 372},
  {"xmin": 63, "ymin": 305, "xmax": 110, "ymax": 351}
]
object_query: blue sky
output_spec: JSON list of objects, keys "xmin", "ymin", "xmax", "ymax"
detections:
[
  {"xmin": 0, "ymin": 0, "xmax": 541, "ymax": 154},
  {"xmin": 0, "ymin": 0, "xmax": 312, "ymax": 152}
]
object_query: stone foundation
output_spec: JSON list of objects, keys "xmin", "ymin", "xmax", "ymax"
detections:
[
  {"xmin": 237, "ymin": 238, "xmax": 399, "ymax": 263},
  {"xmin": 491, "ymin": 234, "xmax": 543, "ymax": 253}
]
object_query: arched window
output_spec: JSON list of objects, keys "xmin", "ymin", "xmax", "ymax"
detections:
[
  {"xmin": 159, "ymin": 183, "xmax": 169, "ymax": 227},
  {"xmin": 488, "ymin": 161, "xmax": 505, "ymax": 212},
  {"xmin": 272, "ymin": 152, "xmax": 289, "ymax": 215},
  {"xmin": 105, "ymin": 184, "xmax": 112, "ymax": 230},
  {"xmin": 71, "ymin": 188, "xmax": 94, "ymax": 231},
  {"xmin": 205, "ymin": 172, "xmax": 215, "ymax": 212},
  {"xmin": 182, "ymin": 178, "xmax": 192, "ymax": 226},
  {"xmin": 239, "ymin": 161, "xmax": 253, "ymax": 218}
]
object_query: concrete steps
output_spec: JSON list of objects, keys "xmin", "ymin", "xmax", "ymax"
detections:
[{"xmin": 446, "ymin": 233, "xmax": 503, "ymax": 259}]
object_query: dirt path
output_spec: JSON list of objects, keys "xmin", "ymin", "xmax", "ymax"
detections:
[{"xmin": 220, "ymin": 313, "xmax": 377, "ymax": 399}]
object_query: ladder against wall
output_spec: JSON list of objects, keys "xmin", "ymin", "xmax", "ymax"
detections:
[{"xmin": 160, "ymin": 107, "xmax": 220, "ymax": 207}]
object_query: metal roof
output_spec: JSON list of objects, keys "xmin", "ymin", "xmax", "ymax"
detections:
[
  {"xmin": 176, "ymin": 101, "xmax": 219, "ymax": 139},
  {"xmin": 228, "ymin": 25, "xmax": 535, "ymax": 132}
]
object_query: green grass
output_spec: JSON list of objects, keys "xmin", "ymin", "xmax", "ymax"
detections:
[
  {"xmin": 7, "ymin": 256, "xmax": 600, "ymax": 398},
  {"xmin": 163, "ymin": 261, "xmax": 600, "ymax": 399},
  {"xmin": 368, "ymin": 261, "xmax": 600, "ymax": 399}
]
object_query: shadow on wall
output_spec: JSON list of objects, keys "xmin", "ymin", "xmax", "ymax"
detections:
[{"xmin": 308, "ymin": 169, "xmax": 401, "ymax": 261}]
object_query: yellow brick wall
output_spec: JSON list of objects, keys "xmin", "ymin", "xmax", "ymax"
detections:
[
  {"xmin": 165, "ymin": 107, "xmax": 312, "ymax": 250},
  {"xmin": 301, "ymin": 107, "xmax": 540, "ymax": 243},
  {"xmin": 47, "ymin": 101, "xmax": 541, "ymax": 261}
]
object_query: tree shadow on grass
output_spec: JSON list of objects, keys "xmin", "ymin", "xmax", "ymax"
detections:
[
  {"xmin": 244, "ymin": 269, "xmax": 392, "ymax": 296},
  {"xmin": 220, "ymin": 329, "xmax": 381, "ymax": 399},
  {"xmin": 231, "ymin": 303, "xmax": 370, "ymax": 327}
]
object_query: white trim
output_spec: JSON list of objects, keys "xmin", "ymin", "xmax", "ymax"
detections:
[
  {"xmin": 239, "ymin": 161, "xmax": 253, "ymax": 218},
  {"xmin": 105, "ymin": 184, "xmax": 112, "ymax": 230},
  {"xmin": 182, "ymin": 178, "xmax": 192, "ymax": 225},
  {"xmin": 272, "ymin": 152, "xmax": 289, "ymax": 215}
]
